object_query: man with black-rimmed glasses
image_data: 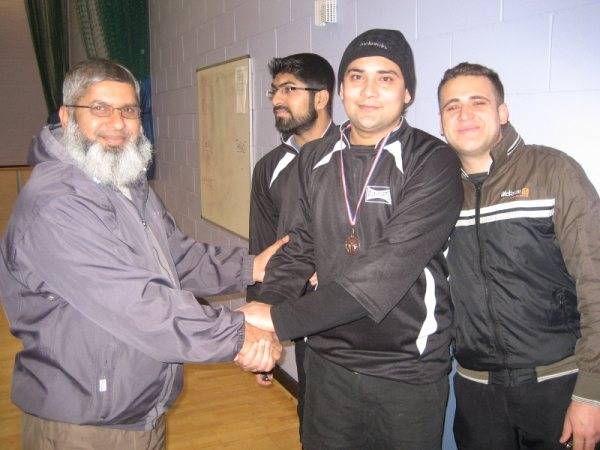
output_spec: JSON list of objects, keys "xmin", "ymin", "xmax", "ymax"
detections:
[{"xmin": 247, "ymin": 53, "xmax": 336, "ymax": 436}]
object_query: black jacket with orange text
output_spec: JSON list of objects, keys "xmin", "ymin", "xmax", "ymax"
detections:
[{"xmin": 447, "ymin": 122, "xmax": 600, "ymax": 403}]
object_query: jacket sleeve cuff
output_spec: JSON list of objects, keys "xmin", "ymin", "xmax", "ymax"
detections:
[
  {"xmin": 572, "ymin": 371, "xmax": 600, "ymax": 405},
  {"xmin": 242, "ymin": 253, "xmax": 255, "ymax": 286},
  {"xmin": 270, "ymin": 282, "xmax": 367, "ymax": 341},
  {"xmin": 255, "ymin": 289, "xmax": 289, "ymax": 305},
  {"xmin": 245, "ymin": 283, "xmax": 261, "ymax": 302},
  {"xmin": 234, "ymin": 315, "xmax": 246, "ymax": 357}
]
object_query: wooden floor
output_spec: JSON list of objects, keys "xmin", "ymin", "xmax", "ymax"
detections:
[
  {"xmin": 0, "ymin": 313, "xmax": 301, "ymax": 449},
  {"xmin": 0, "ymin": 312, "xmax": 21, "ymax": 449}
]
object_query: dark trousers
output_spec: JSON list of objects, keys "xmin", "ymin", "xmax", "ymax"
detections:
[
  {"xmin": 301, "ymin": 346, "xmax": 448, "ymax": 450},
  {"xmin": 294, "ymin": 338, "xmax": 306, "ymax": 438},
  {"xmin": 454, "ymin": 372, "xmax": 583, "ymax": 450}
]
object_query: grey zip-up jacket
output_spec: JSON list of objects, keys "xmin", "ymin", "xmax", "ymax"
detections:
[{"xmin": 0, "ymin": 125, "xmax": 254, "ymax": 430}]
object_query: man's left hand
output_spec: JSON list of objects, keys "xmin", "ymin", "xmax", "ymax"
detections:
[
  {"xmin": 561, "ymin": 400, "xmax": 600, "ymax": 450},
  {"xmin": 252, "ymin": 236, "xmax": 289, "ymax": 282}
]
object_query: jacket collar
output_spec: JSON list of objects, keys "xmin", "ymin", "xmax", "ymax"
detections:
[
  {"xmin": 280, "ymin": 119, "xmax": 337, "ymax": 152},
  {"xmin": 337, "ymin": 116, "xmax": 410, "ymax": 150},
  {"xmin": 310, "ymin": 118, "xmax": 410, "ymax": 173},
  {"xmin": 461, "ymin": 122, "xmax": 523, "ymax": 180}
]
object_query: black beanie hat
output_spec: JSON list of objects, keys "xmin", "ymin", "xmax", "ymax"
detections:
[{"xmin": 338, "ymin": 29, "xmax": 416, "ymax": 102}]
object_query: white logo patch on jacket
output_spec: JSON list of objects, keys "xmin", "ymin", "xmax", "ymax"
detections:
[{"xmin": 365, "ymin": 186, "xmax": 392, "ymax": 204}]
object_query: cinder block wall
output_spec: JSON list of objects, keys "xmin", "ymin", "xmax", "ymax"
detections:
[
  {"xmin": 148, "ymin": 0, "xmax": 600, "ymax": 388},
  {"xmin": 149, "ymin": 2, "xmax": 599, "ymax": 447},
  {"xmin": 149, "ymin": 0, "xmax": 600, "ymax": 239}
]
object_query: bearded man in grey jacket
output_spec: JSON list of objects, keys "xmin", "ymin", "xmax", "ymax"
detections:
[{"xmin": 0, "ymin": 59, "xmax": 284, "ymax": 450}]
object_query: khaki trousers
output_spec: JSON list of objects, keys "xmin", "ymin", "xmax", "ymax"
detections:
[{"xmin": 22, "ymin": 413, "xmax": 166, "ymax": 450}]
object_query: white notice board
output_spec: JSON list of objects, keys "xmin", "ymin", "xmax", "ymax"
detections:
[{"xmin": 197, "ymin": 56, "xmax": 252, "ymax": 239}]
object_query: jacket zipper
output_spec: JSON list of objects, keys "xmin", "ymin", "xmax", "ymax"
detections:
[
  {"xmin": 137, "ymin": 204, "xmax": 177, "ymax": 423},
  {"xmin": 474, "ymin": 181, "xmax": 508, "ymax": 367},
  {"xmin": 98, "ymin": 342, "xmax": 115, "ymax": 420},
  {"xmin": 127, "ymin": 193, "xmax": 175, "ymax": 424}
]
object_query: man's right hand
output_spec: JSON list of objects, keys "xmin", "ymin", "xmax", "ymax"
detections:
[{"xmin": 234, "ymin": 322, "xmax": 282, "ymax": 372}]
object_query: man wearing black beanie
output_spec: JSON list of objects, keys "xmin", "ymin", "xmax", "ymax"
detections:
[
  {"xmin": 242, "ymin": 29, "xmax": 462, "ymax": 449},
  {"xmin": 337, "ymin": 28, "xmax": 416, "ymax": 99}
]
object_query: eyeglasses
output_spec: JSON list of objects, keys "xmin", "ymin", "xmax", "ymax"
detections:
[
  {"xmin": 65, "ymin": 102, "xmax": 142, "ymax": 119},
  {"xmin": 265, "ymin": 85, "xmax": 322, "ymax": 100}
]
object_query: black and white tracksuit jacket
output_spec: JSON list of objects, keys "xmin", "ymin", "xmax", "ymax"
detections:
[
  {"xmin": 447, "ymin": 122, "xmax": 600, "ymax": 404},
  {"xmin": 247, "ymin": 122, "xmax": 337, "ymax": 300},
  {"xmin": 257, "ymin": 120, "xmax": 463, "ymax": 383}
]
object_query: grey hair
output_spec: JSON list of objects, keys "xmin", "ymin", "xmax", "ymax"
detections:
[{"xmin": 62, "ymin": 58, "xmax": 140, "ymax": 105}]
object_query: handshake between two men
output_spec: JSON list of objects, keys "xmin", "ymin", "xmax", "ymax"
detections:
[
  {"xmin": 234, "ymin": 239, "xmax": 318, "ymax": 384},
  {"xmin": 235, "ymin": 301, "xmax": 278, "ymax": 377},
  {"xmin": 232, "ymin": 236, "xmax": 286, "ymax": 374}
]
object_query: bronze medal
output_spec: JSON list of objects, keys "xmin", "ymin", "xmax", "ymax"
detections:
[
  {"xmin": 338, "ymin": 122, "xmax": 399, "ymax": 257},
  {"xmin": 344, "ymin": 229, "xmax": 360, "ymax": 255}
]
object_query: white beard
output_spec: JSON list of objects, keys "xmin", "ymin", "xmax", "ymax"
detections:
[{"xmin": 63, "ymin": 118, "xmax": 153, "ymax": 188}]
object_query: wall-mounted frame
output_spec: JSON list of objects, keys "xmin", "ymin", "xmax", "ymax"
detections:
[{"xmin": 196, "ymin": 55, "xmax": 252, "ymax": 239}]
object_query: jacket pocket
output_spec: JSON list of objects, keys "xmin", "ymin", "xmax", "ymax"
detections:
[{"xmin": 554, "ymin": 288, "xmax": 581, "ymax": 339}]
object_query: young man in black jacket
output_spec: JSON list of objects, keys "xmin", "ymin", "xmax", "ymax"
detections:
[
  {"xmin": 246, "ymin": 53, "xmax": 336, "ymax": 434},
  {"xmin": 241, "ymin": 29, "xmax": 463, "ymax": 449},
  {"xmin": 438, "ymin": 62, "xmax": 600, "ymax": 450}
]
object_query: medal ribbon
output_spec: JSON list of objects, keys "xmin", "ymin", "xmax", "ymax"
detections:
[{"xmin": 339, "ymin": 123, "xmax": 394, "ymax": 227}]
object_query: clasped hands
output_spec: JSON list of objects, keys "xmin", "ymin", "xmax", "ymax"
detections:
[
  {"xmin": 234, "ymin": 236, "xmax": 289, "ymax": 370},
  {"xmin": 238, "ymin": 234, "xmax": 317, "ymax": 381},
  {"xmin": 234, "ymin": 232, "xmax": 282, "ymax": 372},
  {"xmin": 234, "ymin": 232, "xmax": 284, "ymax": 373},
  {"xmin": 233, "ymin": 319, "xmax": 280, "ymax": 373},
  {"xmin": 234, "ymin": 302, "xmax": 278, "ymax": 383}
]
